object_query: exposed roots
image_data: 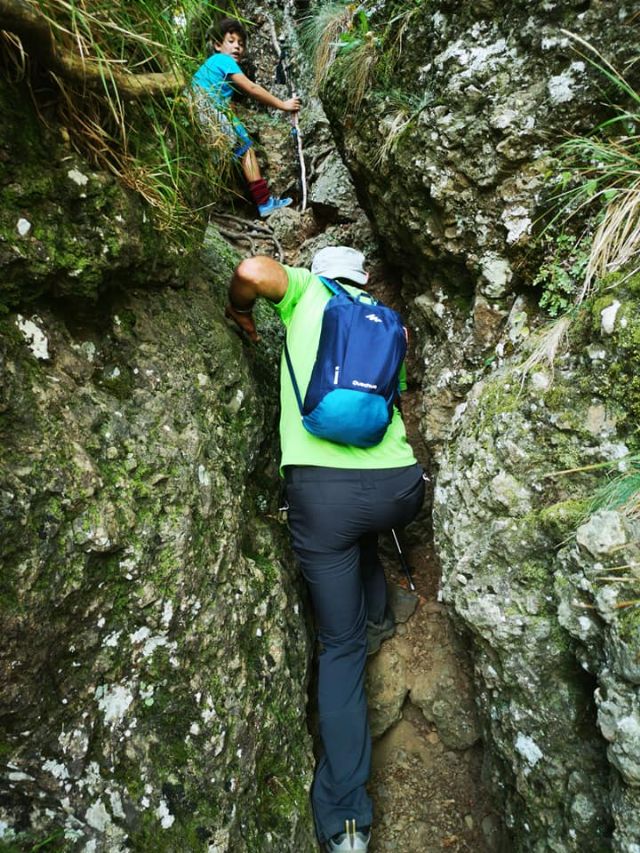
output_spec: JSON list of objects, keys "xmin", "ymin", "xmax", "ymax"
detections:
[{"xmin": 210, "ymin": 214, "xmax": 284, "ymax": 262}]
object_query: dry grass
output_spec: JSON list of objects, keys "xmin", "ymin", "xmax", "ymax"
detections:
[
  {"xmin": 580, "ymin": 177, "xmax": 640, "ymax": 299},
  {"xmin": 373, "ymin": 109, "xmax": 414, "ymax": 166},
  {"xmin": 517, "ymin": 314, "xmax": 571, "ymax": 387},
  {"xmin": 556, "ymin": 31, "xmax": 640, "ymax": 302},
  {"xmin": 337, "ymin": 35, "xmax": 379, "ymax": 113},
  {"xmin": 3, "ymin": 0, "xmax": 231, "ymax": 235},
  {"xmin": 301, "ymin": 2, "xmax": 354, "ymax": 92}
]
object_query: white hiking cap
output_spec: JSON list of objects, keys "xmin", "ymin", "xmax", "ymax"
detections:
[{"xmin": 311, "ymin": 246, "xmax": 368, "ymax": 285}]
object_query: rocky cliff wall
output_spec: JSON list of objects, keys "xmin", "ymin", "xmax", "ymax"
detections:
[
  {"xmin": 316, "ymin": 0, "xmax": 640, "ymax": 850},
  {"xmin": 0, "ymin": 74, "xmax": 315, "ymax": 851},
  {"xmin": 321, "ymin": 0, "xmax": 637, "ymax": 449},
  {"xmin": 434, "ymin": 278, "xmax": 640, "ymax": 850}
]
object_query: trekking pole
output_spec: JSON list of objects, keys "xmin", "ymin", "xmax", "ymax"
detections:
[{"xmin": 391, "ymin": 528, "xmax": 416, "ymax": 592}]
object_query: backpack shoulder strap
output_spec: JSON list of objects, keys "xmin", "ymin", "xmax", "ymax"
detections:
[
  {"xmin": 318, "ymin": 275, "xmax": 352, "ymax": 299},
  {"xmin": 283, "ymin": 277, "xmax": 342, "ymax": 418},
  {"xmin": 284, "ymin": 337, "xmax": 304, "ymax": 415},
  {"xmin": 284, "ymin": 275, "xmax": 362, "ymax": 416}
]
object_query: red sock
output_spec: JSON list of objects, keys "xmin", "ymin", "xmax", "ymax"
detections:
[{"xmin": 248, "ymin": 178, "xmax": 270, "ymax": 206}]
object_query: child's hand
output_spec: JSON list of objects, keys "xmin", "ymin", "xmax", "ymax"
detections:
[{"xmin": 282, "ymin": 96, "xmax": 300, "ymax": 113}]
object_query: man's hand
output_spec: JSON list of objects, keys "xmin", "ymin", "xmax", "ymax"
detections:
[{"xmin": 225, "ymin": 304, "xmax": 259, "ymax": 342}]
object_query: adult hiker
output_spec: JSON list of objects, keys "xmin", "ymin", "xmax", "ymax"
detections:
[
  {"xmin": 226, "ymin": 247, "xmax": 426, "ymax": 852},
  {"xmin": 192, "ymin": 17, "xmax": 300, "ymax": 217}
]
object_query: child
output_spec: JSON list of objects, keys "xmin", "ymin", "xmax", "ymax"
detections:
[{"xmin": 193, "ymin": 17, "xmax": 301, "ymax": 217}]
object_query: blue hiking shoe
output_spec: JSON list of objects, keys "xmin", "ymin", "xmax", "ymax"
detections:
[
  {"xmin": 257, "ymin": 195, "xmax": 292, "ymax": 217},
  {"xmin": 323, "ymin": 822, "xmax": 371, "ymax": 851}
]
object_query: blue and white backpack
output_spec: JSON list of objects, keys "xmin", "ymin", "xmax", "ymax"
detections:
[{"xmin": 284, "ymin": 276, "xmax": 407, "ymax": 448}]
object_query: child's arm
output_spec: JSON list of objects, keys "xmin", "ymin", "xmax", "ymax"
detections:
[{"xmin": 230, "ymin": 73, "xmax": 300, "ymax": 112}]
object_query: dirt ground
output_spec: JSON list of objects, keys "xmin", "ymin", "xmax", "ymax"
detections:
[
  {"xmin": 368, "ymin": 560, "xmax": 502, "ymax": 852},
  {"xmin": 365, "ymin": 285, "xmax": 503, "ymax": 852}
]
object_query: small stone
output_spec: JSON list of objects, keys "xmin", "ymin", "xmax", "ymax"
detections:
[
  {"xmin": 600, "ymin": 301, "xmax": 621, "ymax": 335},
  {"xmin": 388, "ymin": 584, "xmax": 419, "ymax": 623},
  {"xmin": 67, "ymin": 168, "xmax": 89, "ymax": 186},
  {"xmin": 17, "ymin": 217, "xmax": 32, "ymax": 236}
]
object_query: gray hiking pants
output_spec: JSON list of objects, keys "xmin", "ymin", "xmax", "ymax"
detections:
[{"xmin": 284, "ymin": 463, "xmax": 425, "ymax": 843}]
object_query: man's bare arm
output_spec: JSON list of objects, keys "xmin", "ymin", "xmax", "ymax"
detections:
[{"xmin": 226, "ymin": 256, "xmax": 289, "ymax": 342}]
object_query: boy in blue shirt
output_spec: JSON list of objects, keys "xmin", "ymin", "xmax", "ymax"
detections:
[{"xmin": 193, "ymin": 18, "xmax": 301, "ymax": 217}]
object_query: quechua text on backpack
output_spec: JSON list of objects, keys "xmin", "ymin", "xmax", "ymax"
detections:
[{"xmin": 284, "ymin": 276, "xmax": 407, "ymax": 447}]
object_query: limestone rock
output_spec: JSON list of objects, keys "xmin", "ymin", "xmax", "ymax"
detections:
[
  {"xmin": 0, "ymin": 236, "xmax": 316, "ymax": 850},
  {"xmin": 433, "ymin": 280, "xmax": 640, "ymax": 849},
  {"xmin": 367, "ymin": 645, "xmax": 408, "ymax": 739}
]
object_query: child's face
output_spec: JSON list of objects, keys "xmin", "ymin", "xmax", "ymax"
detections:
[{"xmin": 215, "ymin": 31, "xmax": 245, "ymax": 61}]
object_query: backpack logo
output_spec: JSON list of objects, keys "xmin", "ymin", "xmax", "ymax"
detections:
[{"xmin": 284, "ymin": 277, "xmax": 407, "ymax": 448}]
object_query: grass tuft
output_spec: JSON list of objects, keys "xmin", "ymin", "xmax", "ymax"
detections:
[
  {"xmin": 299, "ymin": 2, "xmax": 354, "ymax": 92},
  {"xmin": 548, "ymin": 32, "xmax": 640, "ymax": 304},
  {"xmin": 589, "ymin": 454, "xmax": 640, "ymax": 519},
  {"xmin": 2, "ymin": 0, "xmax": 236, "ymax": 238}
]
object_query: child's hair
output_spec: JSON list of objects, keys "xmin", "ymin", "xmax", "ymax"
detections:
[{"xmin": 209, "ymin": 17, "xmax": 248, "ymax": 47}]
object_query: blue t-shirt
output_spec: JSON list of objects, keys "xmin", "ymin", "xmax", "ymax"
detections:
[{"xmin": 192, "ymin": 53, "xmax": 242, "ymax": 106}]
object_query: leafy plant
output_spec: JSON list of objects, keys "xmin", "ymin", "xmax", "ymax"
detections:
[
  {"xmin": 534, "ymin": 233, "xmax": 590, "ymax": 317},
  {"xmin": 374, "ymin": 0, "xmax": 426, "ymax": 85}
]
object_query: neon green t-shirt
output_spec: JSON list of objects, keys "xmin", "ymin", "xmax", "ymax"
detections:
[{"xmin": 270, "ymin": 265, "xmax": 417, "ymax": 470}]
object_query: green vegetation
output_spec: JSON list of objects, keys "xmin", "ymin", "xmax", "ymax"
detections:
[
  {"xmin": 539, "ymin": 498, "xmax": 590, "ymax": 542},
  {"xmin": 540, "ymin": 36, "xmax": 640, "ymax": 312},
  {"xmin": 588, "ymin": 454, "xmax": 640, "ymax": 518},
  {"xmin": 300, "ymin": 0, "xmax": 428, "ymax": 115},
  {"xmin": 534, "ymin": 233, "xmax": 590, "ymax": 317},
  {"xmin": 2, "ymin": 1, "xmax": 240, "ymax": 237}
]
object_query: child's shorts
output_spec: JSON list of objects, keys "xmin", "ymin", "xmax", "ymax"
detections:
[{"xmin": 193, "ymin": 87, "xmax": 253, "ymax": 158}]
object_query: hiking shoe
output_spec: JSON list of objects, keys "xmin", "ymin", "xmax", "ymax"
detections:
[
  {"xmin": 257, "ymin": 195, "xmax": 292, "ymax": 217},
  {"xmin": 324, "ymin": 821, "xmax": 371, "ymax": 851},
  {"xmin": 366, "ymin": 608, "xmax": 395, "ymax": 656}
]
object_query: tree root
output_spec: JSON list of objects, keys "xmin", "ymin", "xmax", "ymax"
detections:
[
  {"xmin": 0, "ymin": 0, "xmax": 184, "ymax": 97},
  {"xmin": 212, "ymin": 214, "xmax": 284, "ymax": 262}
]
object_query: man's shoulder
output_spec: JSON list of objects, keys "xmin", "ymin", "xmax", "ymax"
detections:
[
  {"xmin": 284, "ymin": 264, "xmax": 313, "ymax": 280},
  {"xmin": 272, "ymin": 267, "xmax": 320, "ymax": 321}
]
